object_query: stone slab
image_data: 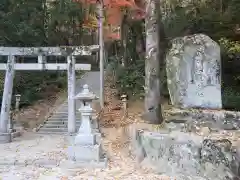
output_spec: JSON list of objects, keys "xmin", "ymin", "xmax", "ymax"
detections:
[
  {"xmin": 166, "ymin": 34, "xmax": 222, "ymax": 109},
  {"xmin": 0, "ymin": 158, "xmax": 59, "ymax": 168},
  {"xmin": 165, "ymin": 108, "xmax": 240, "ymax": 131},
  {"xmin": 74, "ymin": 133, "xmax": 96, "ymax": 145},
  {"xmin": 0, "ymin": 133, "xmax": 11, "ymax": 143},
  {"xmin": 68, "ymin": 144, "xmax": 101, "ymax": 162},
  {"xmin": 60, "ymin": 157, "xmax": 107, "ymax": 170},
  {"xmin": 135, "ymin": 130, "xmax": 240, "ymax": 180}
]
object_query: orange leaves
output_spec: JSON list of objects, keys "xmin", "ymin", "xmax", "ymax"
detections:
[
  {"xmin": 110, "ymin": 0, "xmax": 135, "ymax": 8},
  {"xmin": 107, "ymin": 33, "xmax": 121, "ymax": 40},
  {"xmin": 75, "ymin": 0, "xmax": 146, "ymax": 41},
  {"xmin": 83, "ymin": 14, "xmax": 99, "ymax": 29},
  {"xmin": 82, "ymin": 22, "xmax": 98, "ymax": 29},
  {"xmin": 106, "ymin": 7, "xmax": 123, "ymax": 26},
  {"xmin": 103, "ymin": 26, "xmax": 121, "ymax": 41},
  {"xmin": 108, "ymin": 27, "xmax": 121, "ymax": 40}
]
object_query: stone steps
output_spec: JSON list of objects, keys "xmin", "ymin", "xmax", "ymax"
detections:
[
  {"xmin": 47, "ymin": 117, "xmax": 81, "ymax": 121},
  {"xmin": 38, "ymin": 107, "xmax": 82, "ymax": 132},
  {"xmin": 44, "ymin": 123, "xmax": 81, "ymax": 129},
  {"xmin": 37, "ymin": 72, "xmax": 100, "ymax": 134},
  {"xmin": 48, "ymin": 113, "xmax": 82, "ymax": 119},
  {"xmin": 44, "ymin": 120, "xmax": 81, "ymax": 125},
  {"xmin": 38, "ymin": 127, "xmax": 79, "ymax": 133}
]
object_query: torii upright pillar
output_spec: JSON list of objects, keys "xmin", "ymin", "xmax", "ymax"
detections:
[
  {"xmin": 67, "ymin": 56, "xmax": 76, "ymax": 134},
  {"xmin": 0, "ymin": 55, "xmax": 15, "ymax": 143}
]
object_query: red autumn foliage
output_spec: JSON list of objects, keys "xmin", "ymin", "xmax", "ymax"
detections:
[{"xmin": 75, "ymin": 0, "xmax": 145, "ymax": 40}]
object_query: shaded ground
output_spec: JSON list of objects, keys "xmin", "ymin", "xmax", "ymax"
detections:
[
  {"xmin": 14, "ymin": 71, "xmax": 97, "ymax": 130},
  {"xmin": 15, "ymin": 90, "xmax": 67, "ymax": 129}
]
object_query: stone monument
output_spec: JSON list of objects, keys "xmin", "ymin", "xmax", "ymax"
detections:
[
  {"xmin": 166, "ymin": 34, "xmax": 222, "ymax": 109},
  {"xmin": 67, "ymin": 84, "xmax": 106, "ymax": 167}
]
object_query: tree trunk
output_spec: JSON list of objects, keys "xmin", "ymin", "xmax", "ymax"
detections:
[
  {"xmin": 121, "ymin": 14, "xmax": 128, "ymax": 67},
  {"xmin": 144, "ymin": 0, "xmax": 164, "ymax": 124}
]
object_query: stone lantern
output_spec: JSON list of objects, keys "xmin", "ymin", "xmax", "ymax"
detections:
[
  {"xmin": 75, "ymin": 84, "xmax": 99, "ymax": 131},
  {"xmin": 15, "ymin": 94, "xmax": 21, "ymax": 111},
  {"xmin": 75, "ymin": 84, "xmax": 98, "ymax": 107},
  {"xmin": 67, "ymin": 84, "xmax": 106, "ymax": 167}
]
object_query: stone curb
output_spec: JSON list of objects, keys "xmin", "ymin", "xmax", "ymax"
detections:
[
  {"xmin": 165, "ymin": 107, "xmax": 240, "ymax": 118},
  {"xmin": 59, "ymin": 158, "xmax": 108, "ymax": 169},
  {"xmin": 0, "ymin": 158, "xmax": 60, "ymax": 167}
]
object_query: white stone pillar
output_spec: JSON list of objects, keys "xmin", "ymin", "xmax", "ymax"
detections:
[
  {"xmin": 0, "ymin": 55, "xmax": 15, "ymax": 143},
  {"xmin": 38, "ymin": 55, "xmax": 46, "ymax": 70},
  {"xmin": 67, "ymin": 55, "xmax": 76, "ymax": 134}
]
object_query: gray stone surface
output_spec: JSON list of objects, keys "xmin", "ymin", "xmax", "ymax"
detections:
[
  {"xmin": 68, "ymin": 144, "xmax": 101, "ymax": 161},
  {"xmin": 200, "ymin": 139, "xmax": 240, "ymax": 177},
  {"xmin": 60, "ymin": 157, "xmax": 107, "ymax": 169},
  {"xmin": 165, "ymin": 108, "xmax": 240, "ymax": 132},
  {"xmin": 166, "ymin": 34, "xmax": 222, "ymax": 109},
  {"xmin": 135, "ymin": 130, "xmax": 240, "ymax": 180},
  {"xmin": 0, "ymin": 133, "xmax": 11, "ymax": 143},
  {"xmin": 74, "ymin": 133, "xmax": 96, "ymax": 145}
]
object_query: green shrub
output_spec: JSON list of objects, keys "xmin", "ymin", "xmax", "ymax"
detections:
[
  {"xmin": 108, "ymin": 56, "xmax": 145, "ymax": 99},
  {"xmin": 0, "ymin": 71, "xmax": 68, "ymax": 109},
  {"xmin": 222, "ymin": 86, "xmax": 240, "ymax": 110}
]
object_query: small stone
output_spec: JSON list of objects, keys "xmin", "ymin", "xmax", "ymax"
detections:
[{"xmin": 199, "ymin": 127, "xmax": 210, "ymax": 136}]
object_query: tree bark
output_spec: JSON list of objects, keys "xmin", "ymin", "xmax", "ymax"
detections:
[
  {"xmin": 121, "ymin": 14, "xmax": 128, "ymax": 67},
  {"xmin": 144, "ymin": 0, "xmax": 164, "ymax": 124}
]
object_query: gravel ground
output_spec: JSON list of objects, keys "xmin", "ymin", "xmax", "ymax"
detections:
[
  {"xmin": 1, "ymin": 128, "xmax": 238, "ymax": 179},
  {"xmin": 0, "ymin": 131, "xmax": 177, "ymax": 180}
]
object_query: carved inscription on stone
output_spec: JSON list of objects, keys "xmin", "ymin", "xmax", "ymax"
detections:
[{"xmin": 166, "ymin": 34, "xmax": 222, "ymax": 109}]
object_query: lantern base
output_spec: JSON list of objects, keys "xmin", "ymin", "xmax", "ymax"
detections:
[
  {"xmin": 61, "ymin": 155, "xmax": 107, "ymax": 169},
  {"xmin": 74, "ymin": 133, "xmax": 96, "ymax": 145},
  {"xmin": 68, "ymin": 144, "xmax": 101, "ymax": 162},
  {"xmin": 67, "ymin": 143, "xmax": 107, "ymax": 168}
]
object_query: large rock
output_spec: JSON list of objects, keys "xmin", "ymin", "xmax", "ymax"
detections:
[
  {"xmin": 135, "ymin": 130, "xmax": 240, "ymax": 179},
  {"xmin": 166, "ymin": 34, "xmax": 222, "ymax": 109}
]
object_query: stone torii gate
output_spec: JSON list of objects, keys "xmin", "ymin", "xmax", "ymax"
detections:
[{"xmin": 0, "ymin": 45, "xmax": 99, "ymax": 143}]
